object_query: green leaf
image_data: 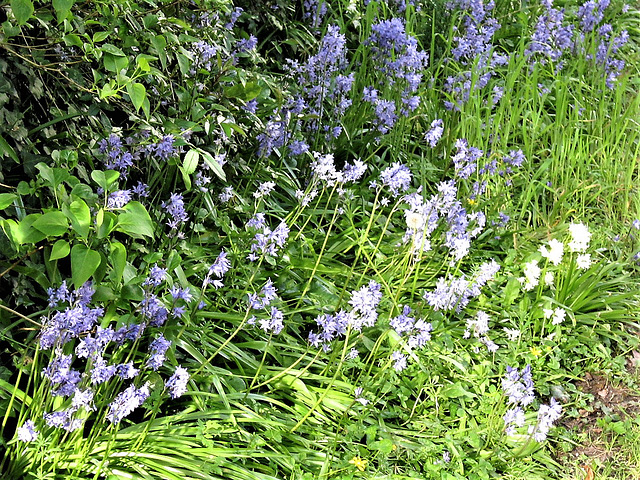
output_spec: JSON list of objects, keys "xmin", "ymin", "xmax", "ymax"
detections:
[
  {"xmin": 151, "ymin": 35, "xmax": 167, "ymax": 70},
  {"xmin": 125, "ymin": 82, "xmax": 146, "ymax": 112},
  {"xmin": 50, "ymin": 239, "xmax": 70, "ymax": 261},
  {"xmin": 92, "ymin": 31, "xmax": 109, "ymax": 43},
  {"xmin": 91, "ymin": 170, "xmax": 120, "ymax": 191},
  {"xmin": 183, "ymin": 149, "xmax": 199, "ymax": 175},
  {"xmin": 0, "ymin": 135, "xmax": 19, "ymax": 163},
  {"xmin": 116, "ymin": 201, "xmax": 154, "ymax": 239},
  {"xmin": 63, "ymin": 33, "xmax": 83, "ymax": 47},
  {"xmin": 10, "ymin": 0, "xmax": 34, "ymax": 25},
  {"xmin": 0, "ymin": 193, "xmax": 17, "ymax": 210},
  {"xmin": 101, "ymin": 43, "xmax": 125, "ymax": 56},
  {"xmin": 71, "ymin": 244, "xmax": 101, "ymax": 288},
  {"xmin": 109, "ymin": 241, "xmax": 127, "ymax": 284},
  {"xmin": 63, "ymin": 199, "xmax": 91, "ymax": 238},
  {"xmin": 96, "ymin": 210, "xmax": 117, "ymax": 239},
  {"xmin": 199, "ymin": 149, "xmax": 226, "ymax": 181},
  {"xmin": 16, "ymin": 215, "xmax": 47, "ymax": 244},
  {"xmin": 103, "ymin": 54, "xmax": 128, "ymax": 73},
  {"xmin": 36, "ymin": 162, "xmax": 70, "ymax": 188},
  {"xmin": 440, "ymin": 382, "xmax": 475, "ymax": 399},
  {"xmin": 179, "ymin": 166, "xmax": 191, "ymax": 191},
  {"xmin": 52, "ymin": 0, "xmax": 74, "ymax": 21},
  {"xmin": 32, "ymin": 211, "xmax": 69, "ymax": 237}
]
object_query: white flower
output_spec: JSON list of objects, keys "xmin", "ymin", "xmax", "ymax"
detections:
[
  {"xmin": 576, "ymin": 253, "xmax": 591, "ymax": 270},
  {"xmin": 503, "ymin": 328, "xmax": 521, "ymax": 341},
  {"xmin": 552, "ymin": 307, "xmax": 566, "ymax": 325},
  {"xmin": 543, "ymin": 308, "xmax": 554, "ymax": 319},
  {"xmin": 539, "ymin": 239, "xmax": 564, "ymax": 265},
  {"xmin": 405, "ymin": 211, "xmax": 425, "ymax": 230},
  {"xmin": 523, "ymin": 260, "xmax": 541, "ymax": 290},
  {"xmin": 544, "ymin": 271, "xmax": 554, "ymax": 286},
  {"xmin": 568, "ymin": 223, "xmax": 591, "ymax": 252}
]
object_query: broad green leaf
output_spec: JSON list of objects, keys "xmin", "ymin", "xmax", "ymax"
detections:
[
  {"xmin": 0, "ymin": 135, "xmax": 19, "ymax": 163},
  {"xmin": 0, "ymin": 193, "xmax": 17, "ymax": 210},
  {"xmin": 63, "ymin": 33, "xmax": 83, "ymax": 47},
  {"xmin": 52, "ymin": 0, "xmax": 74, "ymax": 21},
  {"xmin": 36, "ymin": 162, "xmax": 69, "ymax": 188},
  {"xmin": 125, "ymin": 82, "xmax": 146, "ymax": 112},
  {"xmin": 32, "ymin": 211, "xmax": 69, "ymax": 237},
  {"xmin": 63, "ymin": 199, "xmax": 91, "ymax": 238},
  {"xmin": 103, "ymin": 53, "xmax": 128, "ymax": 73},
  {"xmin": 96, "ymin": 209, "xmax": 117, "ymax": 239},
  {"xmin": 0, "ymin": 219, "xmax": 20, "ymax": 247},
  {"xmin": 176, "ymin": 53, "xmax": 190, "ymax": 76},
  {"xmin": 92, "ymin": 31, "xmax": 109, "ymax": 43},
  {"xmin": 151, "ymin": 35, "xmax": 167, "ymax": 69},
  {"xmin": 71, "ymin": 244, "xmax": 101, "ymax": 288},
  {"xmin": 10, "ymin": 0, "xmax": 34, "ymax": 25},
  {"xmin": 109, "ymin": 241, "xmax": 126, "ymax": 284},
  {"xmin": 91, "ymin": 170, "xmax": 119, "ymax": 191},
  {"xmin": 199, "ymin": 149, "xmax": 226, "ymax": 181},
  {"xmin": 100, "ymin": 83, "xmax": 119, "ymax": 99},
  {"xmin": 16, "ymin": 215, "xmax": 47, "ymax": 244},
  {"xmin": 50, "ymin": 239, "xmax": 70, "ymax": 261},
  {"xmin": 116, "ymin": 201, "xmax": 154, "ymax": 239},
  {"xmin": 101, "ymin": 43, "xmax": 125, "ymax": 56},
  {"xmin": 183, "ymin": 149, "xmax": 199, "ymax": 175}
]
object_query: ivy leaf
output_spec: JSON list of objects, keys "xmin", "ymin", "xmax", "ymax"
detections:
[
  {"xmin": 10, "ymin": 0, "xmax": 34, "ymax": 25},
  {"xmin": 116, "ymin": 201, "xmax": 154, "ymax": 239},
  {"xmin": 71, "ymin": 244, "xmax": 101, "ymax": 288}
]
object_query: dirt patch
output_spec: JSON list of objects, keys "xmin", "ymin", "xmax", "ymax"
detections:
[{"xmin": 560, "ymin": 369, "xmax": 640, "ymax": 463}]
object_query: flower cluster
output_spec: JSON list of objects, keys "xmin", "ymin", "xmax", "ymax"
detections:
[
  {"xmin": 424, "ymin": 260, "xmax": 500, "ymax": 312},
  {"xmin": 364, "ymin": 18, "xmax": 428, "ymax": 132},
  {"xmin": 308, "ymin": 281, "xmax": 383, "ymax": 351},
  {"xmin": 247, "ymin": 221, "xmax": 290, "ymax": 261},
  {"xmin": 21, "ymin": 272, "xmax": 191, "ymax": 441},
  {"xmin": 501, "ymin": 364, "xmax": 563, "ymax": 442},
  {"xmin": 247, "ymin": 279, "xmax": 284, "ymax": 335},
  {"xmin": 463, "ymin": 310, "xmax": 498, "ymax": 352},
  {"xmin": 525, "ymin": 0, "xmax": 574, "ymax": 68},
  {"xmin": 390, "ymin": 305, "xmax": 433, "ymax": 347},
  {"xmin": 445, "ymin": 0, "xmax": 506, "ymax": 109}
]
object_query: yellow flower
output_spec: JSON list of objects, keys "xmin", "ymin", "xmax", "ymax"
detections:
[
  {"xmin": 529, "ymin": 346, "xmax": 542, "ymax": 356},
  {"xmin": 349, "ymin": 456, "xmax": 368, "ymax": 472}
]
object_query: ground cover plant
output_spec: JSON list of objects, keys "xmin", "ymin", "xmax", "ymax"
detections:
[{"xmin": 0, "ymin": 0, "xmax": 639, "ymax": 479}]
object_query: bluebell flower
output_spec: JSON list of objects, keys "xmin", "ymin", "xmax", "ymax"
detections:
[
  {"xmin": 162, "ymin": 193, "xmax": 189, "ymax": 230},
  {"xmin": 166, "ymin": 366, "xmax": 190, "ymax": 399},
  {"xmin": 90, "ymin": 355, "xmax": 117, "ymax": 385},
  {"xmin": 107, "ymin": 383, "xmax": 150, "ymax": 423},
  {"xmin": 425, "ymin": 119, "xmax": 444, "ymax": 147},
  {"xmin": 147, "ymin": 335, "xmax": 171, "ymax": 371},
  {"xmin": 107, "ymin": 189, "xmax": 132, "ymax": 209},
  {"xmin": 17, "ymin": 420, "xmax": 39, "ymax": 442},
  {"xmin": 144, "ymin": 264, "xmax": 167, "ymax": 287},
  {"xmin": 235, "ymin": 35, "xmax": 257, "ymax": 53},
  {"xmin": 380, "ymin": 162, "xmax": 412, "ymax": 197}
]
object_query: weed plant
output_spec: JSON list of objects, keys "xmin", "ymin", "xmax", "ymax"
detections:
[{"xmin": 0, "ymin": 0, "xmax": 639, "ymax": 479}]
